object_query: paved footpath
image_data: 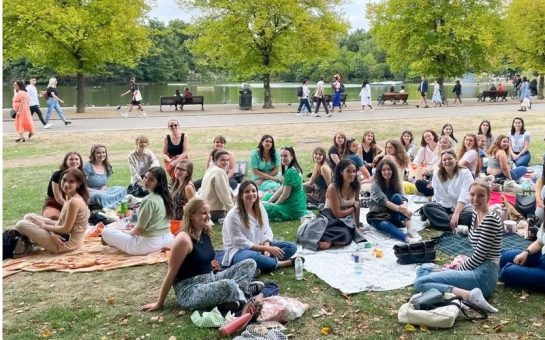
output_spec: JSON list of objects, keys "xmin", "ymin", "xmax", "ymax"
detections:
[{"xmin": 2, "ymin": 99, "xmax": 540, "ymax": 134}]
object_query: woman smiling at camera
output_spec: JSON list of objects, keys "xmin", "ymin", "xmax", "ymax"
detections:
[{"xmin": 17, "ymin": 168, "xmax": 90, "ymax": 253}]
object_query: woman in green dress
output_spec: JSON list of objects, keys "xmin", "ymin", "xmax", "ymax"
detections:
[
  {"xmin": 249, "ymin": 135, "xmax": 281, "ymax": 192},
  {"xmin": 263, "ymin": 146, "xmax": 307, "ymax": 221}
]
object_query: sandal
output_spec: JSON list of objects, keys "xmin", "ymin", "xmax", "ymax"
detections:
[{"xmin": 15, "ymin": 137, "xmax": 26, "ymax": 143}]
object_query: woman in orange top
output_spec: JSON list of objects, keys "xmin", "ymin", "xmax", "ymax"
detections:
[{"xmin": 13, "ymin": 80, "xmax": 36, "ymax": 142}]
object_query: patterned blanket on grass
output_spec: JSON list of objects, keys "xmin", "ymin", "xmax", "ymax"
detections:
[{"xmin": 436, "ymin": 232, "xmax": 532, "ymax": 257}]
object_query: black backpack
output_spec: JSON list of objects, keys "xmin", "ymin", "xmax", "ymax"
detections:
[
  {"xmin": 296, "ymin": 86, "xmax": 303, "ymax": 97},
  {"xmin": 3, "ymin": 229, "xmax": 33, "ymax": 260},
  {"xmin": 340, "ymin": 83, "xmax": 345, "ymax": 93}
]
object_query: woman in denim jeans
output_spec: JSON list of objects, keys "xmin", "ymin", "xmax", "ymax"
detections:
[
  {"xmin": 222, "ymin": 180, "xmax": 297, "ymax": 272},
  {"xmin": 367, "ymin": 159, "xmax": 421, "ymax": 243},
  {"xmin": 509, "ymin": 117, "xmax": 531, "ymax": 167},
  {"xmin": 486, "ymin": 135, "xmax": 527, "ymax": 181},
  {"xmin": 44, "ymin": 78, "xmax": 71, "ymax": 128},
  {"xmin": 414, "ymin": 181, "xmax": 502, "ymax": 313}
]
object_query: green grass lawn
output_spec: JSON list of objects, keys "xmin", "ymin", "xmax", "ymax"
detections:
[{"xmin": 3, "ymin": 111, "xmax": 545, "ymax": 339}]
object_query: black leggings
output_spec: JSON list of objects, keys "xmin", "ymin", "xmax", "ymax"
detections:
[{"xmin": 30, "ymin": 105, "xmax": 47, "ymax": 125}]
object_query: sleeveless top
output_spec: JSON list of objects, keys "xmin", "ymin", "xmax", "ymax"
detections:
[
  {"xmin": 361, "ymin": 147, "xmax": 374, "ymax": 165},
  {"xmin": 315, "ymin": 174, "xmax": 328, "ymax": 189},
  {"xmin": 175, "ymin": 232, "xmax": 214, "ymax": 283},
  {"xmin": 325, "ymin": 188, "xmax": 356, "ymax": 209},
  {"xmin": 60, "ymin": 195, "xmax": 90, "ymax": 251},
  {"xmin": 172, "ymin": 183, "xmax": 194, "ymax": 220},
  {"xmin": 166, "ymin": 133, "xmax": 184, "ymax": 157}
]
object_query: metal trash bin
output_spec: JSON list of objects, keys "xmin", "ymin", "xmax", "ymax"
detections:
[{"xmin": 239, "ymin": 82, "xmax": 252, "ymax": 110}]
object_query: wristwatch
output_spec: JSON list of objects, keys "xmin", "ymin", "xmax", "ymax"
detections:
[{"xmin": 523, "ymin": 249, "xmax": 531, "ymax": 255}]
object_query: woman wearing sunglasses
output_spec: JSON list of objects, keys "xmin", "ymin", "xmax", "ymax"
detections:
[{"xmin": 163, "ymin": 119, "xmax": 189, "ymax": 180}]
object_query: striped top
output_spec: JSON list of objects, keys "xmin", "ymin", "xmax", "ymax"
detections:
[{"xmin": 458, "ymin": 210, "xmax": 502, "ymax": 271}]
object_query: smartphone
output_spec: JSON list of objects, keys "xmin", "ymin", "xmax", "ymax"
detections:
[{"xmin": 60, "ymin": 233, "xmax": 71, "ymax": 242}]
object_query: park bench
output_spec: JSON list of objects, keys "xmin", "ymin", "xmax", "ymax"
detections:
[
  {"xmin": 160, "ymin": 96, "xmax": 204, "ymax": 112},
  {"xmin": 477, "ymin": 90, "xmax": 508, "ymax": 102},
  {"xmin": 312, "ymin": 94, "xmax": 347, "ymax": 108},
  {"xmin": 377, "ymin": 92, "xmax": 409, "ymax": 105}
]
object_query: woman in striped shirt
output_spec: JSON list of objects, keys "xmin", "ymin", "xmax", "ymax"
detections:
[{"xmin": 414, "ymin": 181, "xmax": 502, "ymax": 313}]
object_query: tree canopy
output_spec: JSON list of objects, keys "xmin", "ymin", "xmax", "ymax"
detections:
[
  {"xmin": 3, "ymin": 0, "xmax": 151, "ymax": 112},
  {"xmin": 181, "ymin": 0, "xmax": 347, "ymax": 108},
  {"xmin": 367, "ymin": 0, "xmax": 503, "ymax": 82}
]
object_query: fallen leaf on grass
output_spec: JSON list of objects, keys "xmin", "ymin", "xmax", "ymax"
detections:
[
  {"xmin": 398, "ymin": 335, "xmax": 410, "ymax": 340},
  {"xmin": 106, "ymin": 297, "xmax": 115, "ymax": 305},
  {"xmin": 15, "ymin": 309, "xmax": 23, "ymax": 314},
  {"xmin": 483, "ymin": 324, "xmax": 490, "ymax": 329},
  {"xmin": 493, "ymin": 323, "xmax": 505, "ymax": 333},
  {"xmin": 119, "ymin": 318, "xmax": 129, "ymax": 325},
  {"xmin": 341, "ymin": 293, "xmax": 350, "ymax": 300},
  {"xmin": 177, "ymin": 311, "xmax": 186, "ymax": 316},
  {"xmin": 168, "ymin": 337, "xmax": 176, "ymax": 340},
  {"xmin": 419, "ymin": 324, "xmax": 429, "ymax": 332},
  {"xmin": 532, "ymin": 322, "xmax": 542, "ymax": 327},
  {"xmin": 39, "ymin": 325, "xmax": 56, "ymax": 338},
  {"xmin": 520, "ymin": 290, "xmax": 529, "ymax": 300},
  {"xmin": 320, "ymin": 326, "xmax": 331, "ymax": 335},
  {"xmin": 405, "ymin": 324, "xmax": 416, "ymax": 332}
]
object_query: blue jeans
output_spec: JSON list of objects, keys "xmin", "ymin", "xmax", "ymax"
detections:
[
  {"xmin": 495, "ymin": 166, "xmax": 527, "ymax": 181},
  {"xmin": 297, "ymin": 98, "xmax": 312, "ymax": 113},
  {"xmin": 414, "ymin": 260, "xmax": 499, "ymax": 298},
  {"xmin": 231, "ymin": 241, "xmax": 297, "ymax": 272},
  {"xmin": 370, "ymin": 194, "xmax": 407, "ymax": 241},
  {"xmin": 499, "ymin": 249, "xmax": 545, "ymax": 289},
  {"xmin": 45, "ymin": 98, "xmax": 67, "ymax": 123},
  {"xmin": 513, "ymin": 152, "xmax": 531, "ymax": 167}
]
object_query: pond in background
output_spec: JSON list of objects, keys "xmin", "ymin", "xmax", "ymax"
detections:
[{"xmin": 2, "ymin": 81, "xmax": 514, "ymax": 108}]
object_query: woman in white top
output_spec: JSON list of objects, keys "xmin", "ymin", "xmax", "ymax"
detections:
[
  {"xmin": 359, "ymin": 79, "xmax": 373, "ymax": 112},
  {"xmin": 509, "ymin": 117, "xmax": 531, "ymax": 167},
  {"xmin": 413, "ymin": 129, "xmax": 439, "ymax": 170},
  {"xmin": 222, "ymin": 181, "xmax": 297, "ymax": 272},
  {"xmin": 415, "ymin": 135, "xmax": 454, "ymax": 197},
  {"xmin": 431, "ymin": 80, "xmax": 442, "ymax": 107},
  {"xmin": 457, "ymin": 133, "xmax": 481, "ymax": 177},
  {"xmin": 421, "ymin": 149, "xmax": 475, "ymax": 230},
  {"xmin": 127, "ymin": 135, "xmax": 160, "ymax": 196}
]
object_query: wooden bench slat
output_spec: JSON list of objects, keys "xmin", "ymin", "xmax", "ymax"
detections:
[{"xmin": 160, "ymin": 96, "xmax": 204, "ymax": 112}]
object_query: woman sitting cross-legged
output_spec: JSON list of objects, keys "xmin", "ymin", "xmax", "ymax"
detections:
[
  {"xmin": 499, "ymin": 211, "xmax": 545, "ymax": 289},
  {"xmin": 84, "ymin": 144, "xmax": 126, "ymax": 209},
  {"xmin": 43, "ymin": 151, "xmax": 84, "ymax": 220},
  {"xmin": 263, "ymin": 146, "xmax": 307, "ymax": 221},
  {"xmin": 101, "ymin": 167, "xmax": 173, "ymax": 255},
  {"xmin": 414, "ymin": 181, "xmax": 502, "ymax": 313},
  {"xmin": 249, "ymin": 134, "xmax": 281, "ymax": 192},
  {"xmin": 140, "ymin": 198, "xmax": 262, "ymax": 314},
  {"xmin": 486, "ymin": 135, "xmax": 527, "ymax": 181},
  {"xmin": 127, "ymin": 135, "xmax": 160, "ymax": 197},
  {"xmin": 304, "ymin": 147, "xmax": 332, "ymax": 207},
  {"xmin": 318, "ymin": 159, "xmax": 364, "ymax": 250},
  {"xmin": 421, "ymin": 149, "xmax": 474, "ymax": 231},
  {"xmin": 367, "ymin": 159, "xmax": 421, "ymax": 243},
  {"xmin": 222, "ymin": 180, "xmax": 297, "ymax": 272},
  {"xmin": 16, "ymin": 168, "xmax": 90, "ymax": 253}
]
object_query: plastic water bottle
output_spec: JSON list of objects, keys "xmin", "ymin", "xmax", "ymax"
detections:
[
  {"xmin": 295, "ymin": 256, "xmax": 304, "ymax": 280},
  {"xmin": 131, "ymin": 206, "xmax": 138, "ymax": 224}
]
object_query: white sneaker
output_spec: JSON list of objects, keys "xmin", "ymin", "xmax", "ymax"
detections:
[
  {"xmin": 296, "ymin": 112, "xmax": 302, "ymax": 116},
  {"xmin": 313, "ymin": 113, "xmax": 321, "ymax": 117},
  {"xmin": 326, "ymin": 113, "xmax": 332, "ymax": 117},
  {"xmin": 469, "ymin": 288, "xmax": 498, "ymax": 313},
  {"xmin": 141, "ymin": 112, "xmax": 148, "ymax": 118},
  {"xmin": 44, "ymin": 123, "xmax": 53, "ymax": 129},
  {"xmin": 120, "ymin": 112, "xmax": 128, "ymax": 118},
  {"xmin": 407, "ymin": 227, "xmax": 421, "ymax": 240}
]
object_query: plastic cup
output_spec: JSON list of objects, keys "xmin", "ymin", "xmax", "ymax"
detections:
[{"xmin": 169, "ymin": 220, "xmax": 182, "ymax": 235}]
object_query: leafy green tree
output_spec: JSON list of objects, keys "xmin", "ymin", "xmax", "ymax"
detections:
[
  {"xmin": 3, "ymin": 0, "xmax": 151, "ymax": 112},
  {"xmin": 181, "ymin": 0, "xmax": 347, "ymax": 108},
  {"xmin": 367, "ymin": 0, "xmax": 503, "ymax": 86},
  {"xmin": 504, "ymin": 0, "xmax": 545, "ymax": 98}
]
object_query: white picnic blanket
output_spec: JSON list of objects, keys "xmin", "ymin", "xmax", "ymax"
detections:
[{"xmin": 296, "ymin": 195, "xmax": 428, "ymax": 294}]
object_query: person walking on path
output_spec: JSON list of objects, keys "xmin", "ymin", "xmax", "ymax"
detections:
[
  {"xmin": 313, "ymin": 77, "xmax": 331, "ymax": 117},
  {"xmin": 120, "ymin": 77, "xmax": 147, "ymax": 118},
  {"xmin": 431, "ymin": 80, "xmax": 442, "ymax": 107},
  {"xmin": 359, "ymin": 79, "xmax": 374, "ymax": 112},
  {"xmin": 416, "ymin": 76, "xmax": 429, "ymax": 108},
  {"xmin": 12, "ymin": 80, "xmax": 36, "ymax": 142},
  {"xmin": 44, "ymin": 77, "xmax": 71, "ymax": 128},
  {"xmin": 296, "ymin": 79, "xmax": 312, "ymax": 115},
  {"xmin": 452, "ymin": 80, "xmax": 462, "ymax": 105},
  {"xmin": 331, "ymin": 76, "xmax": 343, "ymax": 113},
  {"xmin": 25, "ymin": 78, "xmax": 47, "ymax": 126}
]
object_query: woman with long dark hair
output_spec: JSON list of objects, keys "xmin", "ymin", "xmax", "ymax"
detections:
[
  {"xmin": 43, "ymin": 152, "xmax": 84, "ymax": 220},
  {"xmin": 327, "ymin": 132, "xmax": 348, "ymax": 170},
  {"xmin": 304, "ymin": 147, "xmax": 332, "ymax": 206},
  {"xmin": 367, "ymin": 159, "xmax": 420, "ymax": 242},
  {"xmin": 222, "ymin": 180, "xmax": 297, "ymax": 272},
  {"xmin": 457, "ymin": 133, "xmax": 482, "ymax": 177},
  {"xmin": 12, "ymin": 80, "xmax": 36, "ymax": 142},
  {"xmin": 509, "ymin": 117, "xmax": 531, "ymax": 167},
  {"xmin": 17, "ymin": 168, "xmax": 90, "ymax": 253},
  {"xmin": 249, "ymin": 134, "xmax": 281, "ymax": 192},
  {"xmin": 263, "ymin": 146, "xmax": 306, "ymax": 221},
  {"xmin": 101, "ymin": 167, "xmax": 174, "ymax": 255},
  {"xmin": 359, "ymin": 79, "xmax": 373, "ymax": 112},
  {"xmin": 477, "ymin": 120, "xmax": 493, "ymax": 150},
  {"xmin": 400, "ymin": 130, "xmax": 418, "ymax": 161},
  {"xmin": 170, "ymin": 160, "xmax": 196, "ymax": 221}
]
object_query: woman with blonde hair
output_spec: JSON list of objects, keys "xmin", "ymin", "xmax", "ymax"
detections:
[
  {"xmin": 163, "ymin": 118, "xmax": 189, "ymax": 180},
  {"xmin": 222, "ymin": 181, "xmax": 297, "ymax": 272},
  {"xmin": 141, "ymin": 198, "xmax": 262, "ymax": 314},
  {"xmin": 44, "ymin": 77, "xmax": 71, "ymax": 128},
  {"xmin": 486, "ymin": 135, "xmax": 526, "ymax": 181},
  {"xmin": 127, "ymin": 135, "xmax": 160, "ymax": 196},
  {"xmin": 457, "ymin": 133, "xmax": 482, "ymax": 177}
]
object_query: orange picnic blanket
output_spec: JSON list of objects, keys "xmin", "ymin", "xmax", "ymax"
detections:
[{"xmin": 2, "ymin": 237, "xmax": 170, "ymax": 277}]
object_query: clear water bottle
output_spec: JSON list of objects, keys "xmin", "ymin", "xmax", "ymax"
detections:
[
  {"xmin": 295, "ymin": 256, "xmax": 304, "ymax": 280},
  {"xmin": 131, "ymin": 206, "xmax": 138, "ymax": 224}
]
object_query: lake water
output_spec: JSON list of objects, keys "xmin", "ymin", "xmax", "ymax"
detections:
[{"xmin": 2, "ymin": 82, "xmax": 513, "ymax": 108}]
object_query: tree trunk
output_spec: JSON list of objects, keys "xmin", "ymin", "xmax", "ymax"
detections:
[
  {"xmin": 76, "ymin": 72, "xmax": 85, "ymax": 113},
  {"xmin": 262, "ymin": 72, "xmax": 274, "ymax": 109},
  {"xmin": 539, "ymin": 74, "xmax": 544, "ymax": 99}
]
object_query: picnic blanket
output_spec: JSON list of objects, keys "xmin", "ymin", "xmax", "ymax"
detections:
[
  {"xmin": 3, "ymin": 236, "xmax": 169, "ymax": 278},
  {"xmin": 436, "ymin": 232, "xmax": 532, "ymax": 257}
]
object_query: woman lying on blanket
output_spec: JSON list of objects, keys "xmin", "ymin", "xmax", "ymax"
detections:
[
  {"xmin": 141, "ymin": 198, "xmax": 263, "ymax": 314},
  {"xmin": 42, "ymin": 151, "xmax": 84, "ymax": 220},
  {"xmin": 414, "ymin": 181, "xmax": 502, "ymax": 313},
  {"xmin": 421, "ymin": 149, "xmax": 474, "ymax": 231},
  {"xmin": 318, "ymin": 159, "xmax": 362, "ymax": 250},
  {"xmin": 222, "ymin": 180, "xmax": 297, "ymax": 272},
  {"xmin": 499, "ymin": 207, "xmax": 545, "ymax": 289},
  {"xmin": 367, "ymin": 159, "xmax": 421, "ymax": 243},
  {"xmin": 101, "ymin": 167, "xmax": 173, "ymax": 255},
  {"xmin": 17, "ymin": 168, "xmax": 90, "ymax": 253}
]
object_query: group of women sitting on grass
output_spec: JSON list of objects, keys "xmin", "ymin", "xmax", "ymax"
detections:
[{"xmin": 13, "ymin": 116, "xmax": 544, "ymax": 315}]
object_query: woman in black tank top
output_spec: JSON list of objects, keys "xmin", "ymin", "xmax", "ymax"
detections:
[
  {"xmin": 140, "ymin": 199, "xmax": 261, "ymax": 313},
  {"xmin": 162, "ymin": 119, "xmax": 189, "ymax": 179}
]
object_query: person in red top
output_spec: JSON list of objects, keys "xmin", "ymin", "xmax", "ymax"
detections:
[
  {"xmin": 183, "ymin": 87, "xmax": 193, "ymax": 97},
  {"xmin": 497, "ymin": 83, "xmax": 505, "ymax": 92},
  {"xmin": 12, "ymin": 80, "xmax": 36, "ymax": 142}
]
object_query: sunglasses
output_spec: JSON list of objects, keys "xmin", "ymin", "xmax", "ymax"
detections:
[{"xmin": 169, "ymin": 124, "xmax": 178, "ymax": 128}]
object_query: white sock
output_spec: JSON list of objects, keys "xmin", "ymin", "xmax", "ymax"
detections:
[{"xmin": 469, "ymin": 288, "xmax": 498, "ymax": 313}]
